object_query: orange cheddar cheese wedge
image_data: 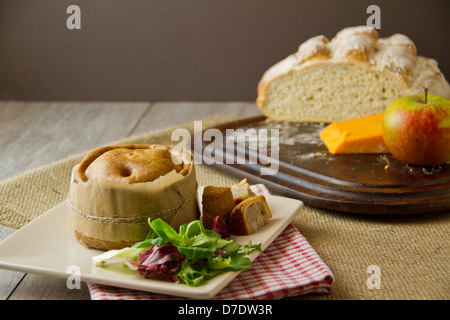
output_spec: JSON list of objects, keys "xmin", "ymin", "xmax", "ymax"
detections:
[{"xmin": 320, "ymin": 113, "xmax": 389, "ymax": 154}]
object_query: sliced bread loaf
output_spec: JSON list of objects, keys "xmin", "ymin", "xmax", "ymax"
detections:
[{"xmin": 257, "ymin": 26, "xmax": 450, "ymax": 123}]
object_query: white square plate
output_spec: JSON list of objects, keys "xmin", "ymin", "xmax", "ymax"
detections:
[{"xmin": 0, "ymin": 194, "xmax": 303, "ymax": 299}]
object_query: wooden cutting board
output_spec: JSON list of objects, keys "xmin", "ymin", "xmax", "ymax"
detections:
[{"xmin": 191, "ymin": 116, "xmax": 450, "ymax": 214}]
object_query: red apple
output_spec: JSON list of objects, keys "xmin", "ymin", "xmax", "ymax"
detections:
[{"xmin": 382, "ymin": 92, "xmax": 450, "ymax": 166}]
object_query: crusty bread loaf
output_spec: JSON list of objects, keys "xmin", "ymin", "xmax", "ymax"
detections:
[{"xmin": 257, "ymin": 26, "xmax": 450, "ymax": 123}]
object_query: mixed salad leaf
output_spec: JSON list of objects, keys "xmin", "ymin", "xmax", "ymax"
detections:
[{"xmin": 92, "ymin": 217, "xmax": 262, "ymax": 287}]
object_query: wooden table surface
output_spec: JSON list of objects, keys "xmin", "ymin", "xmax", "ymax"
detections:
[{"xmin": 0, "ymin": 101, "xmax": 263, "ymax": 300}]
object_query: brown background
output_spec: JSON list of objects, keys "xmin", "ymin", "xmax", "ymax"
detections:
[{"xmin": 0, "ymin": 0, "xmax": 449, "ymax": 102}]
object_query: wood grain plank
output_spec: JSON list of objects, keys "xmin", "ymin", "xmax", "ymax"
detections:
[
  {"xmin": 131, "ymin": 101, "xmax": 262, "ymax": 135},
  {"xmin": 0, "ymin": 101, "xmax": 151, "ymax": 181},
  {"xmin": 193, "ymin": 116, "xmax": 450, "ymax": 214},
  {"xmin": 0, "ymin": 225, "xmax": 24, "ymax": 300},
  {"xmin": 7, "ymin": 273, "xmax": 91, "ymax": 300}
]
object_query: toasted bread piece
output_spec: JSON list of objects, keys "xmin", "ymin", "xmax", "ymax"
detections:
[
  {"xmin": 201, "ymin": 186, "xmax": 236, "ymax": 228},
  {"xmin": 230, "ymin": 178, "xmax": 255, "ymax": 204},
  {"xmin": 229, "ymin": 195, "xmax": 272, "ymax": 235}
]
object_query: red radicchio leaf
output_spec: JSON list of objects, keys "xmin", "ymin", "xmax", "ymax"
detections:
[
  {"xmin": 125, "ymin": 244, "xmax": 184, "ymax": 282},
  {"xmin": 211, "ymin": 216, "xmax": 231, "ymax": 238}
]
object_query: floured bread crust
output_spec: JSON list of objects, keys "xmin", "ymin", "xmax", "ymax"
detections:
[{"xmin": 257, "ymin": 26, "xmax": 450, "ymax": 123}]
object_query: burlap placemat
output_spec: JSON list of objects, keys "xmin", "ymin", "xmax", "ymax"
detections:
[{"xmin": 0, "ymin": 114, "xmax": 448, "ymax": 300}]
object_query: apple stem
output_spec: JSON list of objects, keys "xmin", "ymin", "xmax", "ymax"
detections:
[{"xmin": 424, "ymin": 87, "xmax": 428, "ymax": 104}]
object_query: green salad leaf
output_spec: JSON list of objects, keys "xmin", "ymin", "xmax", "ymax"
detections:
[{"xmin": 93, "ymin": 218, "xmax": 262, "ymax": 287}]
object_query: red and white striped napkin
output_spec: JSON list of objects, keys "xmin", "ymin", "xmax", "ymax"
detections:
[{"xmin": 88, "ymin": 185, "xmax": 334, "ymax": 300}]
